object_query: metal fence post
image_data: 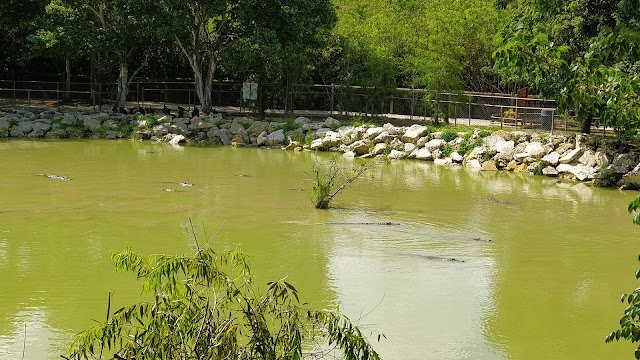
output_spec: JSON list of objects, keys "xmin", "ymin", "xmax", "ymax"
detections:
[
  {"xmin": 13, "ymin": 80, "xmax": 16, "ymax": 104},
  {"xmin": 550, "ymin": 109, "xmax": 554, "ymax": 135},
  {"xmin": 330, "ymin": 83, "xmax": 335, "ymax": 115},
  {"xmin": 468, "ymin": 95, "xmax": 471, "ymax": 126},
  {"xmin": 56, "ymin": 82, "xmax": 60, "ymax": 111}
]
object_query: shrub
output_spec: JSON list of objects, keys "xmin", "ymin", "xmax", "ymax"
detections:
[
  {"xmin": 594, "ymin": 167, "xmax": 620, "ymax": 187},
  {"xmin": 67, "ymin": 227, "xmax": 382, "ymax": 360},
  {"xmin": 440, "ymin": 143, "xmax": 454, "ymax": 157},
  {"xmin": 442, "ymin": 129, "xmax": 458, "ymax": 142}
]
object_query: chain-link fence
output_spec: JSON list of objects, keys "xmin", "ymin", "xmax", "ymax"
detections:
[{"xmin": 0, "ymin": 79, "xmax": 587, "ymax": 134}]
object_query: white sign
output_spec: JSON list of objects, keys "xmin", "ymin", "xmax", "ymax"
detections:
[{"xmin": 242, "ymin": 82, "xmax": 258, "ymax": 100}]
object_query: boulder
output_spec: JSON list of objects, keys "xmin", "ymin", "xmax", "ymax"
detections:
[
  {"xmin": 613, "ymin": 153, "xmax": 637, "ymax": 173},
  {"xmin": 451, "ymin": 152, "xmax": 463, "ymax": 163},
  {"xmin": 17, "ymin": 121, "xmax": 33, "ymax": 134},
  {"xmin": 494, "ymin": 140, "xmax": 515, "ymax": 154},
  {"xmin": 83, "ymin": 117, "xmax": 102, "ymax": 130},
  {"xmin": 390, "ymin": 138, "xmax": 404, "ymax": 151},
  {"xmin": 557, "ymin": 163, "xmax": 597, "ymax": 181},
  {"xmin": 294, "ymin": 116, "xmax": 311, "ymax": 125},
  {"xmin": 32, "ymin": 122, "xmax": 52, "ymax": 133},
  {"xmin": 0, "ymin": 119, "xmax": 10, "ymax": 135},
  {"xmin": 542, "ymin": 152, "xmax": 560, "ymax": 166},
  {"xmin": 9, "ymin": 127, "xmax": 22, "ymax": 137},
  {"xmin": 542, "ymin": 166, "xmax": 559, "ymax": 177},
  {"xmin": 434, "ymin": 158, "xmax": 452, "ymax": 166},
  {"xmin": 425, "ymin": 139, "xmax": 445, "ymax": 151},
  {"xmin": 404, "ymin": 143, "xmax": 416, "ymax": 153},
  {"xmin": 414, "ymin": 148, "xmax": 433, "ymax": 161},
  {"xmin": 105, "ymin": 131, "xmax": 117, "ymax": 140},
  {"xmin": 513, "ymin": 153, "xmax": 529, "ymax": 162},
  {"xmin": 349, "ymin": 140, "xmax": 370, "ymax": 156},
  {"xmin": 401, "ymin": 124, "xmax": 428, "ymax": 143},
  {"xmin": 466, "ymin": 159, "xmax": 482, "ymax": 169},
  {"xmin": 310, "ymin": 138, "xmax": 325, "ymax": 150},
  {"xmin": 256, "ymin": 131, "xmax": 268, "ymax": 146},
  {"xmin": 373, "ymin": 143, "xmax": 388, "ymax": 155},
  {"xmin": 267, "ymin": 129, "xmax": 286, "ymax": 145},
  {"xmin": 269, "ymin": 122, "xmax": 287, "ymax": 133},
  {"xmin": 373, "ymin": 131, "xmax": 393, "ymax": 143},
  {"xmin": 559, "ymin": 148, "xmax": 583, "ymax": 164},
  {"xmin": 388, "ymin": 150, "xmax": 406, "ymax": 159},
  {"xmin": 622, "ymin": 163, "xmax": 640, "ymax": 187},
  {"xmin": 365, "ymin": 127, "xmax": 384, "ymax": 139},
  {"xmin": 483, "ymin": 135, "xmax": 505, "ymax": 150},
  {"xmin": 301, "ymin": 122, "xmax": 323, "ymax": 131},
  {"xmin": 323, "ymin": 117, "xmax": 341, "ymax": 128},
  {"xmin": 343, "ymin": 151, "xmax": 356, "ymax": 158},
  {"xmin": 153, "ymin": 124, "xmax": 170, "ymax": 136},
  {"xmin": 416, "ymin": 136, "xmax": 430, "ymax": 147},
  {"xmin": 481, "ymin": 160, "xmax": 498, "ymax": 171},
  {"xmin": 578, "ymin": 150, "xmax": 599, "ymax": 167},
  {"xmin": 524, "ymin": 142, "xmax": 546, "ymax": 158},
  {"xmin": 383, "ymin": 123, "xmax": 402, "ymax": 135},
  {"xmin": 506, "ymin": 160, "xmax": 517, "ymax": 171},
  {"xmin": 169, "ymin": 134, "xmax": 186, "ymax": 146},
  {"xmin": 467, "ymin": 146, "xmax": 486, "ymax": 161},
  {"xmin": 247, "ymin": 121, "xmax": 269, "ymax": 135},
  {"xmin": 226, "ymin": 121, "xmax": 246, "ymax": 137}
]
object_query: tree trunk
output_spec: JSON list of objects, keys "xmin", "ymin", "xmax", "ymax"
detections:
[
  {"xmin": 90, "ymin": 54, "xmax": 97, "ymax": 107},
  {"xmin": 581, "ymin": 114, "xmax": 593, "ymax": 134},
  {"xmin": 114, "ymin": 61, "xmax": 129, "ymax": 112},
  {"xmin": 258, "ymin": 66, "xmax": 266, "ymax": 120},
  {"xmin": 192, "ymin": 57, "xmax": 216, "ymax": 114},
  {"xmin": 65, "ymin": 58, "xmax": 71, "ymax": 101}
]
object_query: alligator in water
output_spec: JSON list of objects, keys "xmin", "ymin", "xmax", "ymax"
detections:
[
  {"xmin": 399, "ymin": 253, "xmax": 465, "ymax": 263},
  {"xmin": 162, "ymin": 188, "xmax": 184, "ymax": 192},
  {"xmin": 163, "ymin": 181, "xmax": 194, "ymax": 187},
  {"xmin": 37, "ymin": 173, "xmax": 71, "ymax": 181},
  {"xmin": 321, "ymin": 222, "xmax": 401, "ymax": 226},
  {"xmin": 481, "ymin": 197, "xmax": 514, "ymax": 205}
]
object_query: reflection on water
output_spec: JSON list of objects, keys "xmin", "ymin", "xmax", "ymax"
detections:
[{"xmin": 0, "ymin": 140, "xmax": 638, "ymax": 359}]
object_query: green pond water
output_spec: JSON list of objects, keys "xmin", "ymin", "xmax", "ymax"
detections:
[{"xmin": 0, "ymin": 140, "xmax": 638, "ymax": 359}]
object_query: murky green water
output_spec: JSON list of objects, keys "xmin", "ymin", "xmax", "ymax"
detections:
[{"xmin": 0, "ymin": 140, "xmax": 638, "ymax": 359}]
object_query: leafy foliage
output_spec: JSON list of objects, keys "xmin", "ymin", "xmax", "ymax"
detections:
[
  {"xmin": 311, "ymin": 159, "xmax": 375, "ymax": 209},
  {"xmin": 606, "ymin": 194, "xmax": 640, "ymax": 357},
  {"xmin": 67, "ymin": 225, "xmax": 381, "ymax": 359},
  {"xmin": 493, "ymin": 0, "xmax": 640, "ymax": 136}
]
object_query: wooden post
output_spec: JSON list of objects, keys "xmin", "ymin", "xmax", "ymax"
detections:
[{"xmin": 56, "ymin": 82, "xmax": 60, "ymax": 111}]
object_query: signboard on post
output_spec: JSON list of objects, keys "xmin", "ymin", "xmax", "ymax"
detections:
[{"xmin": 242, "ymin": 82, "xmax": 258, "ymax": 101}]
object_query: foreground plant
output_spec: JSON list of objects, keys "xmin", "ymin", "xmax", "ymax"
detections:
[
  {"xmin": 606, "ymin": 194, "xmax": 640, "ymax": 357},
  {"xmin": 65, "ymin": 224, "xmax": 381, "ymax": 360},
  {"xmin": 312, "ymin": 159, "xmax": 375, "ymax": 209}
]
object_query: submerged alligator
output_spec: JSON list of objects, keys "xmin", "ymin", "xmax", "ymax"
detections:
[
  {"xmin": 481, "ymin": 197, "xmax": 514, "ymax": 205},
  {"xmin": 162, "ymin": 188, "xmax": 184, "ymax": 192},
  {"xmin": 36, "ymin": 173, "xmax": 71, "ymax": 181},
  {"xmin": 321, "ymin": 222, "xmax": 401, "ymax": 226},
  {"xmin": 399, "ymin": 253, "xmax": 465, "ymax": 263},
  {"xmin": 163, "ymin": 181, "xmax": 194, "ymax": 187}
]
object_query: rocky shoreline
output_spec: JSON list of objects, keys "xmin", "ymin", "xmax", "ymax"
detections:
[{"xmin": 1, "ymin": 108, "xmax": 639, "ymax": 189}]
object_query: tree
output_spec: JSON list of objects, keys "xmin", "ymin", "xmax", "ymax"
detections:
[
  {"xmin": 65, "ymin": 225, "xmax": 381, "ymax": 359},
  {"xmin": 162, "ymin": 0, "xmax": 336, "ymax": 114},
  {"xmin": 0, "ymin": 0, "xmax": 49, "ymax": 77},
  {"xmin": 492, "ymin": 0, "xmax": 640, "ymax": 136},
  {"xmin": 47, "ymin": 0, "xmax": 163, "ymax": 112},
  {"xmin": 606, "ymin": 194, "xmax": 640, "ymax": 357},
  {"xmin": 28, "ymin": 0, "xmax": 91, "ymax": 101}
]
